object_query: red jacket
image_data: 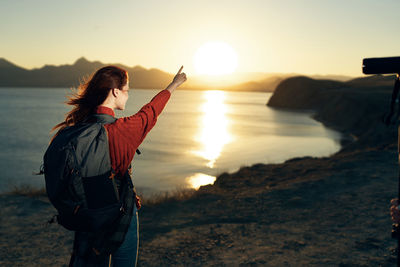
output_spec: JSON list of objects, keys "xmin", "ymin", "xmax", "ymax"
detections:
[{"xmin": 94, "ymin": 89, "xmax": 171, "ymax": 178}]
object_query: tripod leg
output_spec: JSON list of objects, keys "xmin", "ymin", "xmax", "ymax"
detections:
[{"xmin": 398, "ymin": 125, "xmax": 400, "ymax": 267}]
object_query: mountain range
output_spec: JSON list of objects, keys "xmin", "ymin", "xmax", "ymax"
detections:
[{"xmin": 0, "ymin": 57, "xmax": 359, "ymax": 92}]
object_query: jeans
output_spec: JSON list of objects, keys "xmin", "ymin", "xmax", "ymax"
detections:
[
  {"xmin": 71, "ymin": 205, "xmax": 139, "ymax": 267},
  {"xmin": 111, "ymin": 205, "xmax": 139, "ymax": 267}
]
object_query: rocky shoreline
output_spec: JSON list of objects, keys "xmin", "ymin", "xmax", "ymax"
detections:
[{"xmin": 1, "ymin": 75, "xmax": 400, "ymax": 266}]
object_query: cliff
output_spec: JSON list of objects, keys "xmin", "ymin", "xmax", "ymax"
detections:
[{"xmin": 267, "ymin": 75, "xmax": 397, "ymax": 148}]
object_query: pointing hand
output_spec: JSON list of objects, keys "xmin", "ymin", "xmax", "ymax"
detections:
[{"xmin": 172, "ymin": 65, "xmax": 187, "ymax": 87}]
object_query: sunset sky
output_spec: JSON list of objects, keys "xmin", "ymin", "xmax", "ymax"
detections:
[{"xmin": 1, "ymin": 0, "xmax": 399, "ymax": 77}]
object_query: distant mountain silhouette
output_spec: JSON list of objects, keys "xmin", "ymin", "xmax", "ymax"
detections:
[
  {"xmin": 217, "ymin": 75, "xmax": 290, "ymax": 92},
  {"xmin": 0, "ymin": 57, "xmax": 176, "ymax": 89},
  {"xmin": 0, "ymin": 57, "xmax": 357, "ymax": 91},
  {"xmin": 0, "ymin": 58, "xmax": 22, "ymax": 69}
]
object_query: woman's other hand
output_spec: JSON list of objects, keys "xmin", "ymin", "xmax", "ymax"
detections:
[
  {"xmin": 390, "ymin": 198, "xmax": 400, "ymax": 224},
  {"xmin": 172, "ymin": 65, "xmax": 187, "ymax": 87},
  {"xmin": 135, "ymin": 195, "xmax": 141, "ymax": 210}
]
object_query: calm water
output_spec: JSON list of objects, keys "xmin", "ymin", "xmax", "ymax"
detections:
[{"xmin": 0, "ymin": 88, "xmax": 341, "ymax": 194}]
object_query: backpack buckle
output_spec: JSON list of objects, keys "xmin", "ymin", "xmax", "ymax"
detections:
[
  {"xmin": 109, "ymin": 170, "xmax": 116, "ymax": 179},
  {"xmin": 120, "ymin": 205, "xmax": 126, "ymax": 214}
]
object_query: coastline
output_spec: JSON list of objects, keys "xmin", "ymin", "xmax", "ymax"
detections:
[{"xmin": 1, "ymin": 77, "xmax": 399, "ymax": 266}]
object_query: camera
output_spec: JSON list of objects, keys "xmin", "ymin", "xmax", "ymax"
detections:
[{"xmin": 362, "ymin": 56, "xmax": 400, "ymax": 74}]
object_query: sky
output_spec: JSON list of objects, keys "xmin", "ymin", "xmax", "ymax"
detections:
[{"xmin": 1, "ymin": 0, "xmax": 399, "ymax": 77}]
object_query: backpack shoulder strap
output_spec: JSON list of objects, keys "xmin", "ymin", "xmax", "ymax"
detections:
[
  {"xmin": 92, "ymin": 114, "xmax": 117, "ymax": 124},
  {"xmin": 85, "ymin": 114, "xmax": 141, "ymax": 155}
]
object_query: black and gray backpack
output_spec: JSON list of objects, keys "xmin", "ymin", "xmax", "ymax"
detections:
[{"xmin": 43, "ymin": 113, "xmax": 139, "ymax": 245}]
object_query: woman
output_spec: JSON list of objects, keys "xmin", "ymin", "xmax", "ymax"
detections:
[{"xmin": 51, "ymin": 65, "xmax": 186, "ymax": 266}]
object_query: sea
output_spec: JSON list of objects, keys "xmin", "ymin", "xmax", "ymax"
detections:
[{"xmin": 0, "ymin": 88, "xmax": 342, "ymax": 195}]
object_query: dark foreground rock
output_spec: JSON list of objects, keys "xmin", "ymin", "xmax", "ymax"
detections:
[{"xmin": 139, "ymin": 145, "xmax": 399, "ymax": 266}]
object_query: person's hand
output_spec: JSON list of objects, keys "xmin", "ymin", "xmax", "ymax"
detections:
[
  {"xmin": 390, "ymin": 198, "xmax": 400, "ymax": 224},
  {"xmin": 172, "ymin": 65, "xmax": 187, "ymax": 87},
  {"xmin": 135, "ymin": 195, "xmax": 141, "ymax": 210}
]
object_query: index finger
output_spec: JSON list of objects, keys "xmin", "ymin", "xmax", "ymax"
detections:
[{"xmin": 177, "ymin": 65, "xmax": 183, "ymax": 75}]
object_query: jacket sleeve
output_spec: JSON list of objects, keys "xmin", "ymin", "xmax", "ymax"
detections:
[
  {"xmin": 114, "ymin": 89, "xmax": 171, "ymax": 147},
  {"xmin": 103, "ymin": 89, "xmax": 171, "ymax": 176}
]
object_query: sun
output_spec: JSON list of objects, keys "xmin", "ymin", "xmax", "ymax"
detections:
[{"xmin": 193, "ymin": 41, "xmax": 238, "ymax": 76}]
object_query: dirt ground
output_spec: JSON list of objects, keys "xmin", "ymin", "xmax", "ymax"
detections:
[{"xmin": 0, "ymin": 140, "xmax": 398, "ymax": 266}]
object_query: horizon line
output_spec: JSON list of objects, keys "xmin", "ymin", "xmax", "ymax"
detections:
[{"xmin": 0, "ymin": 56, "xmax": 362, "ymax": 78}]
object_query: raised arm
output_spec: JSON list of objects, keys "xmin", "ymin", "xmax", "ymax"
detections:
[
  {"xmin": 134, "ymin": 65, "xmax": 187, "ymax": 141},
  {"xmin": 100, "ymin": 66, "xmax": 187, "ymax": 177},
  {"xmin": 109, "ymin": 66, "xmax": 187, "ymax": 146}
]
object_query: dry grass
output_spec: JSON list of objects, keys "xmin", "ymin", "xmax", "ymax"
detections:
[
  {"xmin": 6, "ymin": 184, "xmax": 199, "ymax": 207},
  {"xmin": 7, "ymin": 184, "xmax": 47, "ymax": 197},
  {"xmin": 139, "ymin": 186, "xmax": 197, "ymax": 206}
]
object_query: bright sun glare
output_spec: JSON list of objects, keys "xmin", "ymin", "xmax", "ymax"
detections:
[{"xmin": 193, "ymin": 41, "xmax": 238, "ymax": 75}]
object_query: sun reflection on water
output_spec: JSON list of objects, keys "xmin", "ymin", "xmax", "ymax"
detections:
[{"xmin": 191, "ymin": 90, "xmax": 233, "ymax": 168}]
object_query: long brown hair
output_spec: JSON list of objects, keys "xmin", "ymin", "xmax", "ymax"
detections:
[{"xmin": 51, "ymin": 65, "xmax": 128, "ymax": 140}]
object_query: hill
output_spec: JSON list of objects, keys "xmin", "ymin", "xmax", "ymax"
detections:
[
  {"xmin": 267, "ymin": 75, "xmax": 395, "ymax": 142},
  {"xmin": 0, "ymin": 57, "xmax": 174, "ymax": 89},
  {"xmin": 0, "ymin": 57, "xmax": 356, "ymax": 92}
]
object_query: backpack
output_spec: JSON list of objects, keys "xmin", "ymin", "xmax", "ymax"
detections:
[{"xmin": 43, "ymin": 113, "xmax": 140, "ymax": 235}]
